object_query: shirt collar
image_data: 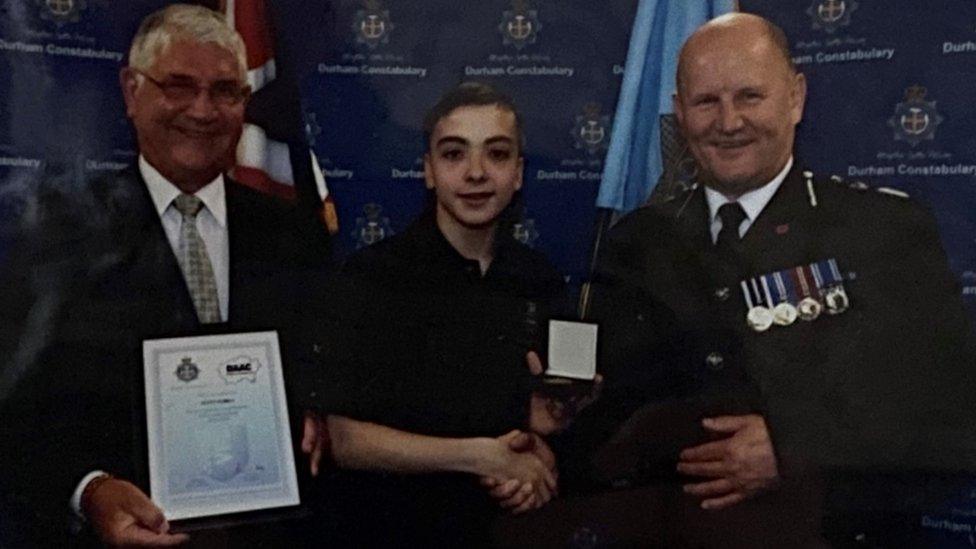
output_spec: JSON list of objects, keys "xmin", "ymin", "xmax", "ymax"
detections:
[
  {"xmin": 412, "ymin": 210, "xmax": 510, "ymax": 274},
  {"xmin": 704, "ymin": 156, "xmax": 793, "ymax": 226},
  {"xmin": 139, "ymin": 155, "xmax": 227, "ymax": 227}
]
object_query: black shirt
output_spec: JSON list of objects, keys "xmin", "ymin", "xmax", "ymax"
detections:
[{"xmin": 311, "ymin": 213, "xmax": 565, "ymax": 545}]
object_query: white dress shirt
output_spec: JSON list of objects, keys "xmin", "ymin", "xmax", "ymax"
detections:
[
  {"xmin": 140, "ymin": 155, "xmax": 229, "ymax": 321},
  {"xmin": 704, "ymin": 157, "xmax": 794, "ymax": 244}
]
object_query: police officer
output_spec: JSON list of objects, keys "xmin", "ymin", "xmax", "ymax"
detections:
[{"xmin": 580, "ymin": 12, "xmax": 976, "ymax": 546}]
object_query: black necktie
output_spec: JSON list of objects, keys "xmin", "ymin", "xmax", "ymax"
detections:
[{"xmin": 715, "ymin": 202, "xmax": 747, "ymax": 258}]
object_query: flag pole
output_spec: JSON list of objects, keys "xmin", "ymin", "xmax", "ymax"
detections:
[{"xmin": 578, "ymin": 207, "xmax": 614, "ymax": 319}]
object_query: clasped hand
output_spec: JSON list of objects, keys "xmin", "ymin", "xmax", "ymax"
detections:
[
  {"xmin": 479, "ymin": 430, "xmax": 558, "ymax": 514},
  {"xmin": 677, "ymin": 413, "xmax": 780, "ymax": 510}
]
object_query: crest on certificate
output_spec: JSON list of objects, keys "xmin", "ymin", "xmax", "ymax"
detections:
[{"xmin": 175, "ymin": 357, "xmax": 200, "ymax": 383}]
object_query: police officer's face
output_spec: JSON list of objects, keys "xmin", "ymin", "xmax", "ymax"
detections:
[
  {"xmin": 674, "ymin": 22, "xmax": 806, "ymax": 198},
  {"xmin": 424, "ymin": 105, "xmax": 523, "ymax": 232},
  {"xmin": 121, "ymin": 40, "xmax": 247, "ymax": 193}
]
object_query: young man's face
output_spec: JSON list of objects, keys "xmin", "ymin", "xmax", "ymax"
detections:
[
  {"xmin": 424, "ymin": 104, "xmax": 523, "ymax": 233},
  {"xmin": 121, "ymin": 40, "xmax": 248, "ymax": 193}
]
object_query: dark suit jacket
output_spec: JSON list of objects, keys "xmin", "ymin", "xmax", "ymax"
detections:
[
  {"xmin": 571, "ymin": 165, "xmax": 976, "ymax": 493},
  {"xmin": 0, "ymin": 167, "xmax": 330, "ymax": 544}
]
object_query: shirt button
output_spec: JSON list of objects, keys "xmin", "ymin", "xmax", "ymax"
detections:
[
  {"xmin": 705, "ymin": 352, "xmax": 724, "ymax": 371},
  {"xmin": 713, "ymin": 287, "xmax": 731, "ymax": 302}
]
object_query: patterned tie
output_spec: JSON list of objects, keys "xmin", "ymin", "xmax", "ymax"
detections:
[
  {"xmin": 173, "ymin": 194, "xmax": 221, "ymax": 324},
  {"xmin": 715, "ymin": 202, "xmax": 748, "ymax": 258}
]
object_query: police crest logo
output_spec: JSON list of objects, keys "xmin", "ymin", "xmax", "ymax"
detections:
[
  {"xmin": 175, "ymin": 357, "xmax": 200, "ymax": 383},
  {"xmin": 499, "ymin": 0, "xmax": 541, "ymax": 50},
  {"xmin": 888, "ymin": 85, "xmax": 944, "ymax": 147},
  {"xmin": 35, "ymin": 0, "xmax": 86, "ymax": 25},
  {"xmin": 352, "ymin": 203, "xmax": 393, "ymax": 249},
  {"xmin": 512, "ymin": 219, "xmax": 539, "ymax": 247},
  {"xmin": 572, "ymin": 103, "xmax": 611, "ymax": 156},
  {"xmin": 352, "ymin": 0, "xmax": 393, "ymax": 50},
  {"xmin": 806, "ymin": 0, "xmax": 858, "ymax": 33}
]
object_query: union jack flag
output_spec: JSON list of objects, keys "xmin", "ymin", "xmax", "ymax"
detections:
[{"xmin": 222, "ymin": 0, "xmax": 339, "ymax": 234}]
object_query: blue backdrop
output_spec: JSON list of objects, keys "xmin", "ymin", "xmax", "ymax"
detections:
[
  {"xmin": 2, "ymin": 0, "xmax": 975, "ymax": 542},
  {"xmin": 741, "ymin": 1, "xmax": 976, "ymax": 543}
]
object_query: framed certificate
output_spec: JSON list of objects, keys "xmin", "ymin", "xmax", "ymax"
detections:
[{"xmin": 143, "ymin": 331, "xmax": 300, "ymax": 521}]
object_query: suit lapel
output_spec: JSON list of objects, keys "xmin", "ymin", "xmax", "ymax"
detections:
[
  {"xmin": 104, "ymin": 167, "xmax": 199, "ymax": 333},
  {"xmin": 226, "ymin": 179, "xmax": 272, "ymax": 325}
]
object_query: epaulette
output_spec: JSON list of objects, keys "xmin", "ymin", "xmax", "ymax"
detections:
[
  {"xmin": 876, "ymin": 187, "xmax": 910, "ymax": 199},
  {"xmin": 802, "ymin": 171, "xmax": 818, "ymax": 207},
  {"xmin": 666, "ymin": 182, "xmax": 698, "ymax": 201},
  {"xmin": 827, "ymin": 174, "xmax": 869, "ymax": 191},
  {"xmin": 826, "ymin": 173, "xmax": 909, "ymax": 198}
]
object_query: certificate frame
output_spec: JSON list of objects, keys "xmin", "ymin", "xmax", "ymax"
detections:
[{"xmin": 143, "ymin": 331, "xmax": 300, "ymax": 522}]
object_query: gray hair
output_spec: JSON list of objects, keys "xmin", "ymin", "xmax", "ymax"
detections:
[{"xmin": 128, "ymin": 4, "xmax": 247, "ymax": 81}]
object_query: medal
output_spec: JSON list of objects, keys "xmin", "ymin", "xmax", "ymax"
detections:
[
  {"xmin": 798, "ymin": 297, "xmax": 822, "ymax": 321},
  {"xmin": 824, "ymin": 285, "xmax": 849, "ymax": 314},
  {"xmin": 773, "ymin": 302, "xmax": 798, "ymax": 326},
  {"xmin": 823, "ymin": 259, "xmax": 850, "ymax": 314},
  {"xmin": 741, "ymin": 279, "xmax": 774, "ymax": 332},
  {"xmin": 747, "ymin": 306, "xmax": 774, "ymax": 332},
  {"xmin": 770, "ymin": 272, "xmax": 797, "ymax": 326},
  {"xmin": 794, "ymin": 266, "xmax": 822, "ymax": 321},
  {"xmin": 811, "ymin": 260, "xmax": 849, "ymax": 315}
]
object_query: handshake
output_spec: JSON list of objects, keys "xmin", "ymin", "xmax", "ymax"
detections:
[{"xmin": 301, "ymin": 351, "xmax": 601, "ymax": 516}]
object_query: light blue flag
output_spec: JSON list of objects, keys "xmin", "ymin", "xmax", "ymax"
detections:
[{"xmin": 597, "ymin": 0, "xmax": 735, "ymax": 213}]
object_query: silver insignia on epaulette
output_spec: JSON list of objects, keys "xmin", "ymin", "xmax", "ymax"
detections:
[
  {"xmin": 804, "ymin": 171, "xmax": 818, "ymax": 207},
  {"xmin": 876, "ymin": 187, "xmax": 909, "ymax": 199}
]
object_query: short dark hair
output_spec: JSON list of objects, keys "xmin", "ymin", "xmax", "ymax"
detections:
[{"xmin": 422, "ymin": 82, "xmax": 525, "ymax": 153}]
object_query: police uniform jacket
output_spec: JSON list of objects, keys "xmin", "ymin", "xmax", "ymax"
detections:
[{"xmin": 578, "ymin": 164, "xmax": 976, "ymax": 485}]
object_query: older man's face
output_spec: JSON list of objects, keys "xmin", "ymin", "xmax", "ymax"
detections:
[
  {"xmin": 121, "ymin": 40, "xmax": 247, "ymax": 192},
  {"xmin": 674, "ymin": 25, "xmax": 805, "ymax": 198}
]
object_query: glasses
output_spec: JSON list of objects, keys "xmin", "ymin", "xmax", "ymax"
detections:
[{"xmin": 133, "ymin": 69, "xmax": 250, "ymax": 107}]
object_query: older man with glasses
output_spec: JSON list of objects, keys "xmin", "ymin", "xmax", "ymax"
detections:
[{"xmin": 0, "ymin": 4, "xmax": 329, "ymax": 546}]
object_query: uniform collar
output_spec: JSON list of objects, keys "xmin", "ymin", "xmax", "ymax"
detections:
[
  {"xmin": 409, "ymin": 211, "xmax": 518, "ymax": 276},
  {"xmin": 704, "ymin": 156, "xmax": 794, "ymax": 228}
]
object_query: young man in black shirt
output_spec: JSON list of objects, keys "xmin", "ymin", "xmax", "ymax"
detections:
[{"xmin": 304, "ymin": 83, "xmax": 567, "ymax": 546}]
